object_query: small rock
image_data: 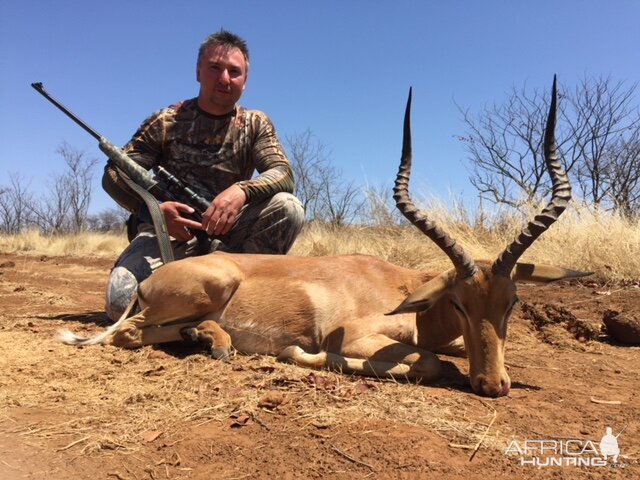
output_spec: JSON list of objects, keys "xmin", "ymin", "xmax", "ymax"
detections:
[
  {"xmin": 148, "ymin": 350, "xmax": 171, "ymax": 360},
  {"xmin": 258, "ymin": 391, "xmax": 286, "ymax": 410}
]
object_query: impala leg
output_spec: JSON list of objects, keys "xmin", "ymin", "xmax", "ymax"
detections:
[
  {"xmin": 110, "ymin": 315, "xmax": 233, "ymax": 358},
  {"xmin": 278, "ymin": 334, "xmax": 442, "ymax": 382},
  {"xmin": 342, "ymin": 334, "xmax": 442, "ymax": 381},
  {"xmin": 432, "ymin": 336, "xmax": 466, "ymax": 358},
  {"xmin": 109, "ymin": 308, "xmax": 153, "ymax": 348},
  {"xmin": 181, "ymin": 319, "xmax": 233, "ymax": 361},
  {"xmin": 110, "ymin": 310, "xmax": 206, "ymax": 348}
]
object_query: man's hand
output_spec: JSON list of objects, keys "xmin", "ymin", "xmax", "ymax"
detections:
[
  {"xmin": 160, "ymin": 201, "xmax": 203, "ymax": 242},
  {"xmin": 202, "ymin": 184, "xmax": 247, "ymax": 236}
]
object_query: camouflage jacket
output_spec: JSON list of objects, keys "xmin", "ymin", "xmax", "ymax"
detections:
[{"xmin": 102, "ymin": 98, "xmax": 294, "ymax": 214}]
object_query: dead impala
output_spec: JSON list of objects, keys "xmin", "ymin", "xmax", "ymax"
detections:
[{"xmin": 59, "ymin": 78, "xmax": 588, "ymax": 397}]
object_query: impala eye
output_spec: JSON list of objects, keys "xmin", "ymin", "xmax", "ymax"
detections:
[{"xmin": 450, "ymin": 299, "xmax": 466, "ymax": 315}]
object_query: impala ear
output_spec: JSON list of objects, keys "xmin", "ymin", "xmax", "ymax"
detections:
[
  {"xmin": 512, "ymin": 263, "xmax": 592, "ymax": 283},
  {"xmin": 386, "ymin": 270, "xmax": 455, "ymax": 315}
]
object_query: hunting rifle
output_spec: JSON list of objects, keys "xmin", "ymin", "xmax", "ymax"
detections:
[{"xmin": 31, "ymin": 82, "xmax": 213, "ymax": 263}]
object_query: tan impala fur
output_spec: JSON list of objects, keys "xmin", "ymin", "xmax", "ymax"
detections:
[{"xmin": 59, "ymin": 78, "xmax": 589, "ymax": 397}]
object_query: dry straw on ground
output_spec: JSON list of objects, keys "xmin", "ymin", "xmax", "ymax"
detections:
[{"xmin": 1, "ymin": 326, "xmax": 505, "ymax": 457}]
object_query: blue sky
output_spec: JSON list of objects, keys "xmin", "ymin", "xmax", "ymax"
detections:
[{"xmin": 1, "ymin": 1, "xmax": 639, "ymax": 214}]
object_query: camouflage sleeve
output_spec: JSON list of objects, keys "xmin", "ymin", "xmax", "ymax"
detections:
[
  {"xmin": 235, "ymin": 111, "xmax": 295, "ymax": 203},
  {"xmin": 101, "ymin": 111, "xmax": 166, "ymax": 213},
  {"xmin": 121, "ymin": 110, "xmax": 166, "ymax": 169}
]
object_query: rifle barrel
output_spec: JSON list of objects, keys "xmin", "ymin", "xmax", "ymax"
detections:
[{"xmin": 31, "ymin": 82, "xmax": 102, "ymax": 141}]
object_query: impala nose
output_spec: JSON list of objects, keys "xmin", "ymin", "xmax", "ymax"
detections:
[{"xmin": 473, "ymin": 374, "xmax": 511, "ymax": 397}]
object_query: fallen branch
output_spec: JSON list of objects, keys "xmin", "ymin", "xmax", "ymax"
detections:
[
  {"xmin": 55, "ymin": 435, "xmax": 91, "ymax": 452},
  {"xmin": 1, "ymin": 459, "xmax": 19, "ymax": 470},
  {"xmin": 449, "ymin": 443, "xmax": 474, "ymax": 450},
  {"xmin": 590, "ymin": 397, "xmax": 622, "ymax": 405},
  {"xmin": 469, "ymin": 410, "xmax": 498, "ymax": 461},
  {"xmin": 107, "ymin": 473, "xmax": 129, "ymax": 480},
  {"xmin": 251, "ymin": 413, "xmax": 271, "ymax": 431},
  {"xmin": 331, "ymin": 445, "xmax": 375, "ymax": 471}
]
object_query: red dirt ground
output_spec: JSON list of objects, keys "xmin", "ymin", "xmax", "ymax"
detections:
[{"xmin": 0, "ymin": 252, "xmax": 638, "ymax": 479}]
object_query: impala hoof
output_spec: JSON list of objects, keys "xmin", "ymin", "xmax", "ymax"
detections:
[
  {"xmin": 211, "ymin": 347, "xmax": 231, "ymax": 362},
  {"xmin": 181, "ymin": 327, "xmax": 199, "ymax": 343}
]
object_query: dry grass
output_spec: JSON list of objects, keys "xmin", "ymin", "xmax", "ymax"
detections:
[
  {"xmin": 292, "ymin": 203, "xmax": 640, "ymax": 281},
  {"xmin": 1, "ymin": 202, "xmax": 638, "ymax": 281},
  {"xmin": 0, "ymin": 230, "xmax": 127, "ymax": 258},
  {"xmin": 0, "ymin": 326, "xmax": 505, "ymax": 456}
]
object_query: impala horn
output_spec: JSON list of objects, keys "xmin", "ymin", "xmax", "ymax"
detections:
[
  {"xmin": 393, "ymin": 88, "xmax": 477, "ymax": 279},
  {"xmin": 492, "ymin": 76, "xmax": 572, "ymax": 277}
]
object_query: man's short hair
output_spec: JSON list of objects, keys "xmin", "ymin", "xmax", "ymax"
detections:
[{"xmin": 198, "ymin": 29, "xmax": 250, "ymax": 73}]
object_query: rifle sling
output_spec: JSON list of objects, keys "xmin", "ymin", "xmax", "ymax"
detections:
[{"xmin": 120, "ymin": 173, "xmax": 175, "ymax": 264}]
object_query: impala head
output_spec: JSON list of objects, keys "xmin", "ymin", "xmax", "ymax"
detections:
[{"xmin": 389, "ymin": 77, "xmax": 588, "ymax": 397}]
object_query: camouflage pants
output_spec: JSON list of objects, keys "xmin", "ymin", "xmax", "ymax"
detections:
[{"xmin": 105, "ymin": 192, "xmax": 304, "ymax": 320}]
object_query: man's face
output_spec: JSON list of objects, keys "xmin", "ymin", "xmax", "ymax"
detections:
[{"xmin": 196, "ymin": 45, "xmax": 247, "ymax": 115}]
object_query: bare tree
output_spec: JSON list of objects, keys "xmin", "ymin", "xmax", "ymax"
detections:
[
  {"xmin": 58, "ymin": 142, "xmax": 98, "ymax": 232},
  {"xmin": 565, "ymin": 77, "xmax": 640, "ymax": 210},
  {"xmin": 0, "ymin": 173, "xmax": 36, "ymax": 233},
  {"xmin": 460, "ymin": 76, "xmax": 640, "ymax": 216},
  {"xmin": 286, "ymin": 129, "xmax": 330, "ymax": 218},
  {"xmin": 31, "ymin": 173, "xmax": 72, "ymax": 233},
  {"xmin": 31, "ymin": 143, "xmax": 99, "ymax": 233},
  {"xmin": 317, "ymin": 176, "xmax": 364, "ymax": 226},
  {"xmin": 606, "ymin": 136, "xmax": 640, "ymax": 217},
  {"xmin": 458, "ymin": 85, "xmax": 555, "ymax": 208},
  {"xmin": 286, "ymin": 130, "xmax": 365, "ymax": 225},
  {"xmin": 362, "ymin": 183, "xmax": 403, "ymax": 227},
  {"xmin": 87, "ymin": 206, "xmax": 129, "ymax": 232}
]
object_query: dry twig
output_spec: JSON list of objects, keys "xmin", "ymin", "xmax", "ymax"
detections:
[
  {"xmin": 331, "ymin": 445, "xmax": 375, "ymax": 471},
  {"xmin": 469, "ymin": 408, "xmax": 498, "ymax": 461},
  {"xmin": 55, "ymin": 435, "xmax": 91, "ymax": 451}
]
